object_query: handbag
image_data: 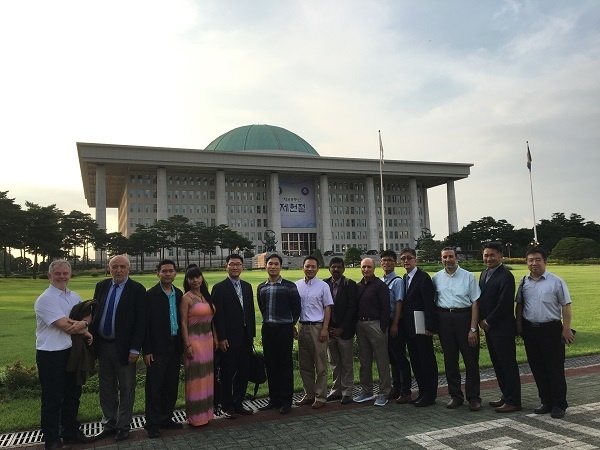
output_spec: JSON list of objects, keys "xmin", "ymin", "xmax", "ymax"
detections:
[{"xmin": 247, "ymin": 345, "xmax": 267, "ymax": 400}]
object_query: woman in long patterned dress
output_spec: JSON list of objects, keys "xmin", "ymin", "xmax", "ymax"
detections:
[{"xmin": 180, "ymin": 265, "xmax": 217, "ymax": 426}]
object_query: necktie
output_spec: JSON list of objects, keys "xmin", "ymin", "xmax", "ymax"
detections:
[
  {"xmin": 103, "ymin": 284, "xmax": 119, "ymax": 337},
  {"xmin": 234, "ymin": 281, "xmax": 246, "ymax": 326},
  {"xmin": 403, "ymin": 274, "xmax": 408, "ymax": 297}
]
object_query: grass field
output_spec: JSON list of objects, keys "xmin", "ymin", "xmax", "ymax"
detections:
[{"xmin": 0, "ymin": 264, "xmax": 598, "ymax": 432}]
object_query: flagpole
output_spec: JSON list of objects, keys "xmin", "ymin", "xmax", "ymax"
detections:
[
  {"xmin": 379, "ymin": 130, "xmax": 387, "ymax": 250},
  {"xmin": 527, "ymin": 141, "xmax": 539, "ymax": 245}
]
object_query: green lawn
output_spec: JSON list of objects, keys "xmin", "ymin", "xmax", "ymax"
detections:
[{"xmin": 0, "ymin": 264, "xmax": 598, "ymax": 432}]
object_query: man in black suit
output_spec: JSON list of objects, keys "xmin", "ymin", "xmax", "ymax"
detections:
[
  {"xmin": 92, "ymin": 255, "xmax": 146, "ymax": 442},
  {"xmin": 143, "ymin": 259, "xmax": 184, "ymax": 439},
  {"xmin": 478, "ymin": 242, "xmax": 521, "ymax": 413},
  {"xmin": 323, "ymin": 257, "xmax": 357, "ymax": 405},
  {"xmin": 399, "ymin": 248, "xmax": 438, "ymax": 407},
  {"xmin": 212, "ymin": 254, "xmax": 256, "ymax": 418}
]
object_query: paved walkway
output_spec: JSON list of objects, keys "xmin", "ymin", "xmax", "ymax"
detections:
[{"xmin": 15, "ymin": 363, "xmax": 600, "ymax": 450}]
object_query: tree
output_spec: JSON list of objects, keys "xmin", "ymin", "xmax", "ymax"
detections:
[
  {"xmin": 445, "ymin": 216, "xmax": 515, "ymax": 259},
  {"xmin": 128, "ymin": 225, "xmax": 160, "ymax": 270},
  {"xmin": 0, "ymin": 191, "xmax": 23, "ymax": 277},
  {"xmin": 538, "ymin": 213, "xmax": 600, "ymax": 252},
  {"xmin": 311, "ymin": 249, "xmax": 325, "ymax": 268},
  {"xmin": 344, "ymin": 247, "xmax": 361, "ymax": 267},
  {"xmin": 550, "ymin": 237, "xmax": 600, "ymax": 261},
  {"xmin": 23, "ymin": 202, "xmax": 64, "ymax": 278},
  {"xmin": 417, "ymin": 238, "xmax": 443, "ymax": 262},
  {"xmin": 163, "ymin": 215, "xmax": 191, "ymax": 267},
  {"xmin": 105, "ymin": 232, "xmax": 129, "ymax": 257},
  {"xmin": 61, "ymin": 210, "xmax": 98, "ymax": 270}
]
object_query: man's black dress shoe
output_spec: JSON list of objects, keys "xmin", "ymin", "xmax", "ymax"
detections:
[
  {"xmin": 489, "ymin": 399, "xmax": 505, "ymax": 407},
  {"xmin": 279, "ymin": 404, "xmax": 292, "ymax": 414},
  {"xmin": 146, "ymin": 426, "xmax": 161, "ymax": 439},
  {"xmin": 341, "ymin": 395, "xmax": 353, "ymax": 404},
  {"xmin": 258, "ymin": 402, "xmax": 278, "ymax": 412},
  {"xmin": 534, "ymin": 404, "xmax": 552, "ymax": 414},
  {"xmin": 446, "ymin": 398, "xmax": 463, "ymax": 409},
  {"xmin": 44, "ymin": 440, "xmax": 70, "ymax": 450},
  {"xmin": 160, "ymin": 420, "xmax": 184, "ymax": 429},
  {"xmin": 235, "ymin": 407, "xmax": 255, "ymax": 415},
  {"xmin": 551, "ymin": 407, "xmax": 565, "ymax": 419},
  {"xmin": 327, "ymin": 394, "xmax": 343, "ymax": 402},
  {"xmin": 115, "ymin": 429, "xmax": 130, "ymax": 441},
  {"xmin": 409, "ymin": 395, "xmax": 423, "ymax": 404},
  {"xmin": 63, "ymin": 430, "xmax": 95, "ymax": 443},
  {"xmin": 414, "ymin": 398, "xmax": 436, "ymax": 407}
]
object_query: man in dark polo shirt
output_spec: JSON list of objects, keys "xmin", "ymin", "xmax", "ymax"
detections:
[{"xmin": 353, "ymin": 257, "xmax": 391, "ymax": 407}]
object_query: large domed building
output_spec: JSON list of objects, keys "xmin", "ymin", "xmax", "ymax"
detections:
[{"xmin": 78, "ymin": 124, "xmax": 471, "ymax": 260}]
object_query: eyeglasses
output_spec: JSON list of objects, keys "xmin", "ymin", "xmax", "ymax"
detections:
[
  {"xmin": 227, "ymin": 263, "xmax": 243, "ymax": 267},
  {"xmin": 381, "ymin": 258, "xmax": 395, "ymax": 263},
  {"xmin": 399, "ymin": 256, "xmax": 414, "ymax": 261}
]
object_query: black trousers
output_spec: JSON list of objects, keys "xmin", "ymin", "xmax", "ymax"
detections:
[
  {"xmin": 521, "ymin": 320, "xmax": 567, "ymax": 410},
  {"xmin": 218, "ymin": 338, "xmax": 252, "ymax": 411},
  {"xmin": 405, "ymin": 332, "xmax": 438, "ymax": 400},
  {"xmin": 262, "ymin": 323, "xmax": 294, "ymax": 408},
  {"xmin": 36, "ymin": 349, "xmax": 81, "ymax": 445},
  {"xmin": 437, "ymin": 310, "xmax": 480, "ymax": 403},
  {"xmin": 486, "ymin": 333, "xmax": 521, "ymax": 406},
  {"xmin": 144, "ymin": 351, "xmax": 181, "ymax": 428},
  {"xmin": 388, "ymin": 320, "xmax": 412, "ymax": 394}
]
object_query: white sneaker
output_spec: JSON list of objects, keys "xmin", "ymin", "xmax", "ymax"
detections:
[
  {"xmin": 353, "ymin": 393, "xmax": 376, "ymax": 403},
  {"xmin": 374, "ymin": 395, "xmax": 388, "ymax": 407}
]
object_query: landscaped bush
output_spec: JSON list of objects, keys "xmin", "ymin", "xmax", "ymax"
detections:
[{"xmin": 0, "ymin": 361, "xmax": 40, "ymax": 400}]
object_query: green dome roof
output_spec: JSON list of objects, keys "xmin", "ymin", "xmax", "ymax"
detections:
[{"xmin": 204, "ymin": 124, "xmax": 319, "ymax": 156}]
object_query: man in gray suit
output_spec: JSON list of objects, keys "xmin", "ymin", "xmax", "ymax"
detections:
[{"xmin": 92, "ymin": 255, "xmax": 146, "ymax": 442}]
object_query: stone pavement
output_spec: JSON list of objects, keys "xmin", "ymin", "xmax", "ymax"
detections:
[
  {"xmin": 63, "ymin": 365, "xmax": 600, "ymax": 450},
  {"xmin": 27, "ymin": 363, "xmax": 600, "ymax": 450}
]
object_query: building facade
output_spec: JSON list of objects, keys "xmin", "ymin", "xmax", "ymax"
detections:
[{"xmin": 78, "ymin": 124, "xmax": 471, "ymax": 259}]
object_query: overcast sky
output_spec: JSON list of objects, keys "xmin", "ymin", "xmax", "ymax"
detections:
[{"xmin": 1, "ymin": 0, "xmax": 599, "ymax": 241}]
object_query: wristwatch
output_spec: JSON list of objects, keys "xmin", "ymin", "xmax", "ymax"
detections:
[
  {"xmin": 470, "ymin": 327, "xmax": 477, "ymax": 333},
  {"xmin": 83, "ymin": 320, "xmax": 89, "ymax": 329}
]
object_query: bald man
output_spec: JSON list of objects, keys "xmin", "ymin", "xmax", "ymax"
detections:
[
  {"xmin": 92, "ymin": 255, "xmax": 147, "ymax": 442},
  {"xmin": 353, "ymin": 258, "xmax": 392, "ymax": 407}
]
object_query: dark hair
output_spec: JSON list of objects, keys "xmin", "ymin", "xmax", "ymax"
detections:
[
  {"xmin": 183, "ymin": 265, "xmax": 214, "ymax": 312},
  {"xmin": 483, "ymin": 242, "xmax": 503, "ymax": 254},
  {"xmin": 400, "ymin": 247, "xmax": 416, "ymax": 257},
  {"xmin": 303, "ymin": 255, "xmax": 319, "ymax": 267},
  {"xmin": 156, "ymin": 259, "xmax": 177, "ymax": 272},
  {"xmin": 226, "ymin": 254, "xmax": 243, "ymax": 263},
  {"xmin": 265, "ymin": 253, "xmax": 282, "ymax": 265},
  {"xmin": 525, "ymin": 246, "xmax": 548, "ymax": 261},
  {"xmin": 329, "ymin": 257, "xmax": 344, "ymax": 267},
  {"xmin": 441, "ymin": 246, "xmax": 457, "ymax": 257},
  {"xmin": 379, "ymin": 249, "xmax": 397, "ymax": 261}
]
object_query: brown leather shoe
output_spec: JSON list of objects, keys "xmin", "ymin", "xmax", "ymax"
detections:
[
  {"xmin": 312, "ymin": 400, "xmax": 326, "ymax": 409},
  {"xmin": 488, "ymin": 399, "xmax": 504, "ymax": 407},
  {"xmin": 396, "ymin": 393, "xmax": 412, "ymax": 404},
  {"xmin": 469, "ymin": 401, "xmax": 481, "ymax": 411},
  {"xmin": 446, "ymin": 398, "xmax": 463, "ymax": 409},
  {"xmin": 295, "ymin": 397, "xmax": 315, "ymax": 406},
  {"xmin": 387, "ymin": 389, "xmax": 400, "ymax": 400},
  {"xmin": 495, "ymin": 403, "xmax": 522, "ymax": 413}
]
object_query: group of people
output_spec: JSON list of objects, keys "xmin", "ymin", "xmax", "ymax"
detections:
[
  {"xmin": 34, "ymin": 254, "xmax": 254, "ymax": 449},
  {"xmin": 34, "ymin": 244, "xmax": 574, "ymax": 450}
]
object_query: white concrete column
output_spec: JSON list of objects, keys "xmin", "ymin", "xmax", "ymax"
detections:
[
  {"xmin": 365, "ymin": 176, "xmax": 379, "ymax": 251},
  {"xmin": 319, "ymin": 174, "xmax": 332, "ymax": 252},
  {"xmin": 156, "ymin": 167, "xmax": 168, "ymax": 221},
  {"xmin": 215, "ymin": 170, "xmax": 227, "ymax": 226},
  {"xmin": 95, "ymin": 165, "xmax": 106, "ymax": 263},
  {"xmin": 268, "ymin": 172, "xmax": 282, "ymax": 252},
  {"xmin": 447, "ymin": 180, "xmax": 459, "ymax": 234},
  {"xmin": 409, "ymin": 178, "xmax": 420, "ymax": 245},
  {"xmin": 422, "ymin": 187, "xmax": 431, "ymax": 232}
]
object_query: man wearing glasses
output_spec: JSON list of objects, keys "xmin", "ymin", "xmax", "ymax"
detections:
[
  {"xmin": 516, "ymin": 247, "xmax": 574, "ymax": 419},
  {"xmin": 213, "ymin": 254, "xmax": 256, "ymax": 417},
  {"xmin": 399, "ymin": 248, "xmax": 438, "ymax": 407}
]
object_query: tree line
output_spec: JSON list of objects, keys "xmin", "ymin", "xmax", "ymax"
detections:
[
  {"xmin": 417, "ymin": 214, "xmax": 600, "ymax": 262},
  {"xmin": 0, "ymin": 191, "xmax": 254, "ymax": 278}
]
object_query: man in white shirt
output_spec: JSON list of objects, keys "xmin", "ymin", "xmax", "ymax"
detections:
[
  {"xmin": 35, "ymin": 260, "xmax": 94, "ymax": 450},
  {"xmin": 295, "ymin": 256, "xmax": 333, "ymax": 409}
]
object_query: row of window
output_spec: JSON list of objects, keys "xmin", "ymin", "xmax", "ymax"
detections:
[{"xmin": 328, "ymin": 194, "xmax": 366, "ymax": 203}]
